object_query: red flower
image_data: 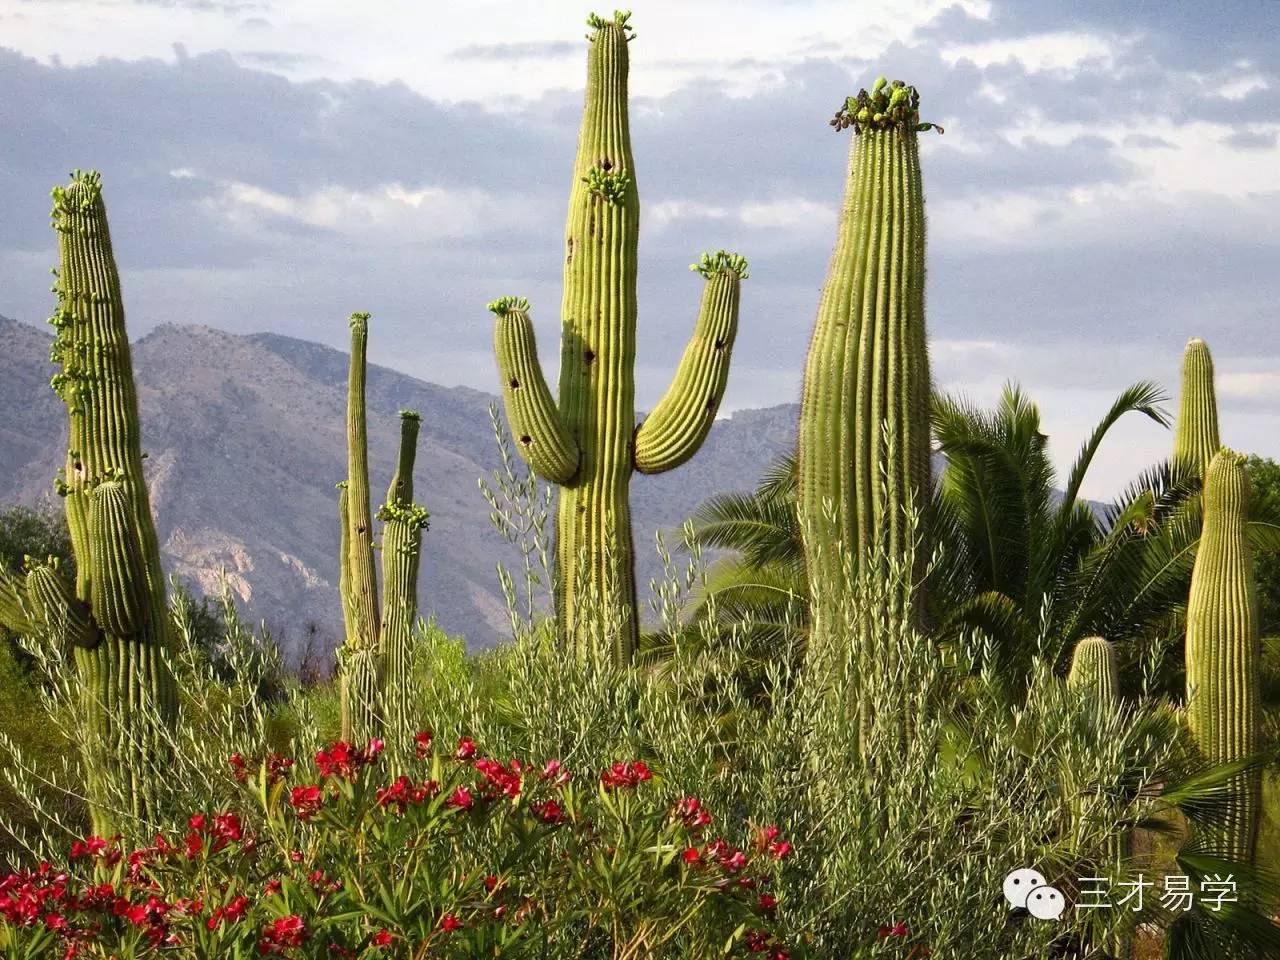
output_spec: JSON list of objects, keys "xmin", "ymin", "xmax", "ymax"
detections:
[
  {"xmin": 600, "ymin": 761, "xmax": 652, "ymax": 790},
  {"xmin": 289, "ymin": 785, "xmax": 323, "ymax": 821},
  {"xmin": 540, "ymin": 759, "xmax": 571, "ymax": 786},
  {"xmin": 259, "ymin": 914, "xmax": 307, "ymax": 953},
  {"xmin": 69, "ymin": 836, "xmax": 108, "ymax": 860},
  {"xmin": 230, "ymin": 753, "xmax": 248, "ymax": 782},
  {"xmin": 674, "ymin": 796, "xmax": 712, "ymax": 830},
  {"xmin": 484, "ymin": 875, "xmax": 500, "ymax": 893},
  {"xmin": 878, "ymin": 922, "xmax": 909, "ymax": 938},
  {"xmin": 445, "ymin": 786, "xmax": 474, "ymax": 811},
  {"xmin": 475, "ymin": 758, "xmax": 522, "ymax": 799},
  {"xmin": 681, "ymin": 847, "xmax": 702, "ymax": 866},
  {"xmin": 183, "ymin": 831, "xmax": 204, "ymax": 860},
  {"xmin": 439, "ymin": 913, "xmax": 462, "ymax": 933},
  {"xmin": 266, "ymin": 753, "xmax": 295, "ymax": 784},
  {"xmin": 213, "ymin": 813, "xmax": 243, "ymax": 843},
  {"xmin": 531, "ymin": 799, "xmax": 566, "ymax": 824},
  {"xmin": 377, "ymin": 776, "xmax": 413, "ymax": 813},
  {"xmin": 365, "ymin": 738, "xmax": 385, "ymax": 762},
  {"xmin": 414, "ymin": 730, "xmax": 433, "ymax": 759},
  {"xmin": 758, "ymin": 893, "xmax": 777, "ymax": 915},
  {"xmin": 206, "ymin": 895, "xmax": 250, "ymax": 930},
  {"xmin": 455, "ymin": 737, "xmax": 477, "ymax": 761},
  {"xmin": 371, "ymin": 928, "xmax": 393, "ymax": 947}
]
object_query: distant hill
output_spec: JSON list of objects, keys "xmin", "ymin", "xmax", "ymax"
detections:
[{"xmin": 0, "ymin": 315, "xmax": 798, "ymax": 653}]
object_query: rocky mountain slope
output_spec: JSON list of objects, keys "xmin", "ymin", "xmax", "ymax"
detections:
[{"xmin": 0, "ymin": 316, "xmax": 798, "ymax": 652}]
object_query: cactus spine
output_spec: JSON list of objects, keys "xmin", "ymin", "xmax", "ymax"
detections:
[
  {"xmin": 339, "ymin": 312, "xmax": 383, "ymax": 742},
  {"xmin": 1185, "ymin": 450, "xmax": 1261, "ymax": 862},
  {"xmin": 1172, "ymin": 337, "xmax": 1220, "ymax": 477},
  {"xmin": 8, "ymin": 172, "xmax": 176, "ymax": 834},
  {"xmin": 797, "ymin": 80, "xmax": 938, "ymax": 654},
  {"xmin": 488, "ymin": 12, "xmax": 747, "ymax": 661},
  {"xmin": 378, "ymin": 411, "xmax": 429, "ymax": 746},
  {"xmin": 1067, "ymin": 636, "xmax": 1119, "ymax": 708}
]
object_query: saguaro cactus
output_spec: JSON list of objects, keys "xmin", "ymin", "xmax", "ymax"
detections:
[
  {"xmin": 0, "ymin": 171, "xmax": 177, "ymax": 834},
  {"xmin": 339, "ymin": 312, "xmax": 383, "ymax": 742},
  {"xmin": 1172, "ymin": 337, "xmax": 1220, "ymax": 477},
  {"xmin": 1185, "ymin": 450, "xmax": 1261, "ymax": 862},
  {"xmin": 1067, "ymin": 635, "xmax": 1119, "ymax": 708},
  {"xmin": 487, "ymin": 11, "xmax": 748, "ymax": 661},
  {"xmin": 337, "ymin": 319, "xmax": 430, "ymax": 745},
  {"xmin": 797, "ymin": 79, "xmax": 940, "ymax": 653},
  {"xmin": 378, "ymin": 411, "xmax": 429, "ymax": 745}
]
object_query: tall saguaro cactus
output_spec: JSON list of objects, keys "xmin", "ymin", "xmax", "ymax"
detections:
[
  {"xmin": 1172, "ymin": 337, "xmax": 1220, "ymax": 477},
  {"xmin": 1185, "ymin": 450, "xmax": 1261, "ymax": 863},
  {"xmin": 0, "ymin": 172, "xmax": 177, "ymax": 834},
  {"xmin": 339, "ymin": 312, "xmax": 383, "ymax": 742},
  {"xmin": 378, "ymin": 412, "xmax": 429, "ymax": 745},
  {"xmin": 797, "ymin": 80, "xmax": 940, "ymax": 654},
  {"xmin": 487, "ymin": 12, "xmax": 748, "ymax": 661}
]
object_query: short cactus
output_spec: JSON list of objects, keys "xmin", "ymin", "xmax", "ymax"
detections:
[
  {"xmin": 0, "ymin": 172, "xmax": 177, "ymax": 834},
  {"xmin": 1067, "ymin": 636, "xmax": 1119, "ymax": 708},
  {"xmin": 487, "ymin": 13, "xmax": 747, "ymax": 661},
  {"xmin": 798, "ymin": 80, "xmax": 938, "ymax": 653},
  {"xmin": 1185, "ymin": 450, "xmax": 1261, "ymax": 862},
  {"xmin": 1172, "ymin": 337, "xmax": 1220, "ymax": 477}
]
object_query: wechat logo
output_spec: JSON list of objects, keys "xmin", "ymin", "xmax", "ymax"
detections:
[{"xmin": 1003, "ymin": 867, "xmax": 1066, "ymax": 921}]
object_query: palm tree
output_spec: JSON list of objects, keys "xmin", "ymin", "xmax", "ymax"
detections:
[
  {"xmin": 927, "ymin": 381, "xmax": 1205, "ymax": 678},
  {"xmin": 670, "ymin": 454, "xmax": 807, "ymax": 662}
]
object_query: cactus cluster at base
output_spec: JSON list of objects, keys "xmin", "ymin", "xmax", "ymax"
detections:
[
  {"xmin": 798, "ymin": 79, "xmax": 936, "ymax": 662},
  {"xmin": 487, "ymin": 12, "xmax": 748, "ymax": 663}
]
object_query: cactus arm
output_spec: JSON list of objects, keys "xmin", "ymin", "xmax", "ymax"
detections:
[
  {"xmin": 343, "ymin": 312, "xmax": 381, "ymax": 650},
  {"xmin": 379, "ymin": 410, "xmax": 429, "ymax": 747},
  {"xmin": 1173, "ymin": 337, "xmax": 1220, "ymax": 477},
  {"xmin": 25, "ymin": 560, "xmax": 97, "ymax": 651},
  {"xmin": 634, "ymin": 252, "xmax": 747, "ymax": 475},
  {"xmin": 336, "ymin": 482, "xmax": 354, "ymax": 635},
  {"xmin": 88, "ymin": 481, "xmax": 150, "ymax": 637},
  {"xmin": 386, "ymin": 411, "xmax": 422, "ymax": 506},
  {"xmin": 489, "ymin": 298, "xmax": 579, "ymax": 485}
]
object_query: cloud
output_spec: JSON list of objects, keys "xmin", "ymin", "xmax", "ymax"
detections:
[
  {"xmin": 450, "ymin": 41, "xmax": 578, "ymax": 61},
  {"xmin": 0, "ymin": 0, "xmax": 1277, "ymax": 491}
]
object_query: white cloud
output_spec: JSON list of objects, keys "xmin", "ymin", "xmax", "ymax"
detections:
[
  {"xmin": 648, "ymin": 198, "xmax": 835, "ymax": 237},
  {"xmin": 941, "ymin": 31, "xmax": 1119, "ymax": 73},
  {"xmin": 1219, "ymin": 370, "xmax": 1280, "ymax": 399},
  {"xmin": 2, "ymin": 0, "xmax": 984, "ymax": 101},
  {"xmin": 204, "ymin": 179, "xmax": 534, "ymax": 239}
]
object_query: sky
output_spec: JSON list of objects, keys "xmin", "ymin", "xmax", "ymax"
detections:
[{"xmin": 1, "ymin": 0, "xmax": 1277, "ymax": 500}]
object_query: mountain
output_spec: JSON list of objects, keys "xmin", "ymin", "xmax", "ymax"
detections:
[{"xmin": 0, "ymin": 315, "xmax": 798, "ymax": 653}]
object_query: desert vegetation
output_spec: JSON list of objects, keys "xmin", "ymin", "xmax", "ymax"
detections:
[{"xmin": 0, "ymin": 10, "xmax": 1278, "ymax": 960}]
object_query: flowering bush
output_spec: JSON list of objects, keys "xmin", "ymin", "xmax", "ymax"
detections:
[{"xmin": 0, "ymin": 734, "xmax": 792, "ymax": 958}]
